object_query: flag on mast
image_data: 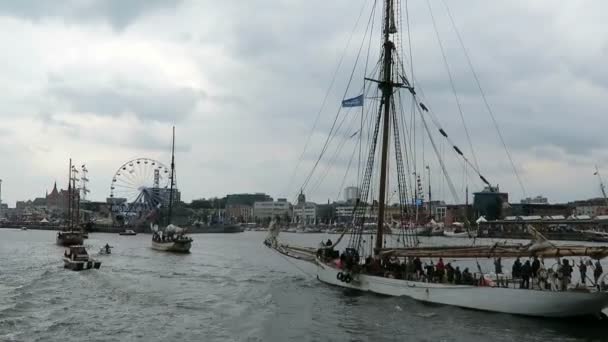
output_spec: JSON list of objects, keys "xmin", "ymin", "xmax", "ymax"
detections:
[{"xmin": 341, "ymin": 94, "xmax": 364, "ymax": 107}]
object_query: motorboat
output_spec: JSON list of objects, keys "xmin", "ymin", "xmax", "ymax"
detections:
[
  {"xmin": 63, "ymin": 246, "xmax": 101, "ymax": 271},
  {"xmin": 119, "ymin": 229, "xmax": 137, "ymax": 236}
]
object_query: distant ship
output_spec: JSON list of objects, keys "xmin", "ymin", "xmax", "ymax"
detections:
[
  {"xmin": 191, "ymin": 221, "xmax": 243, "ymax": 234},
  {"xmin": 57, "ymin": 158, "xmax": 85, "ymax": 247},
  {"xmin": 150, "ymin": 126, "xmax": 193, "ymax": 253}
]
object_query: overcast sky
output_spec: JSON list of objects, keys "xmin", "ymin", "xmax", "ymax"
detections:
[{"xmin": 1, "ymin": 0, "xmax": 607, "ymax": 206}]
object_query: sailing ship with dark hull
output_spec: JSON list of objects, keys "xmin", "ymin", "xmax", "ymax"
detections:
[
  {"xmin": 56, "ymin": 159, "xmax": 85, "ymax": 246},
  {"xmin": 267, "ymin": 0, "xmax": 608, "ymax": 318},
  {"xmin": 150, "ymin": 127, "xmax": 193, "ymax": 253}
]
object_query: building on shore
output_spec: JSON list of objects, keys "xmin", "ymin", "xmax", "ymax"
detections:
[
  {"xmin": 473, "ymin": 185, "xmax": 508, "ymax": 221},
  {"xmin": 520, "ymin": 195, "xmax": 549, "ymax": 205},
  {"xmin": 225, "ymin": 204, "xmax": 254, "ymax": 223},
  {"xmin": 344, "ymin": 186, "xmax": 361, "ymax": 203},
  {"xmin": 253, "ymin": 198, "xmax": 290, "ymax": 221},
  {"xmin": 292, "ymin": 191, "xmax": 317, "ymax": 225}
]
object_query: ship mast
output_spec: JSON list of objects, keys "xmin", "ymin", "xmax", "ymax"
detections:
[
  {"xmin": 375, "ymin": 0, "xmax": 395, "ymax": 253},
  {"xmin": 67, "ymin": 158, "xmax": 72, "ymax": 230},
  {"xmin": 595, "ymin": 165, "xmax": 608, "ymax": 207},
  {"xmin": 167, "ymin": 126, "xmax": 176, "ymax": 226}
]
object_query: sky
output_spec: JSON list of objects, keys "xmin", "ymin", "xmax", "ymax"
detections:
[{"xmin": 1, "ymin": 0, "xmax": 608, "ymax": 206}]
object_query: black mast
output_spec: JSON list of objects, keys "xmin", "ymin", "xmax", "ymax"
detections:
[
  {"xmin": 67, "ymin": 158, "xmax": 72, "ymax": 230},
  {"xmin": 167, "ymin": 126, "xmax": 176, "ymax": 226},
  {"xmin": 375, "ymin": 0, "xmax": 395, "ymax": 253},
  {"xmin": 427, "ymin": 165, "xmax": 432, "ymax": 219}
]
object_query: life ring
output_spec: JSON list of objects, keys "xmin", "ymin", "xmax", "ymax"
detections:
[
  {"xmin": 344, "ymin": 274, "xmax": 352, "ymax": 283},
  {"xmin": 337, "ymin": 272, "xmax": 344, "ymax": 281}
]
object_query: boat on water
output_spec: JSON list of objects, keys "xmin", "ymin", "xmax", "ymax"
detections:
[
  {"xmin": 20, "ymin": 227, "xmax": 27, "ymax": 231},
  {"xmin": 150, "ymin": 126, "xmax": 193, "ymax": 254},
  {"xmin": 119, "ymin": 229, "xmax": 137, "ymax": 236},
  {"xmin": 443, "ymin": 229, "xmax": 476, "ymax": 238},
  {"xmin": 430, "ymin": 226, "xmax": 444, "ymax": 236},
  {"xmin": 56, "ymin": 158, "xmax": 85, "ymax": 246},
  {"xmin": 57, "ymin": 231, "xmax": 84, "ymax": 246},
  {"xmin": 151, "ymin": 224, "xmax": 193, "ymax": 253},
  {"xmin": 266, "ymin": 0, "xmax": 608, "ymax": 318},
  {"xmin": 191, "ymin": 222, "xmax": 243, "ymax": 233},
  {"xmin": 63, "ymin": 245, "xmax": 101, "ymax": 271}
]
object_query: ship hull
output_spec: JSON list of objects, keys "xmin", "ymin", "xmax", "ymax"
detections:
[
  {"xmin": 151, "ymin": 240, "xmax": 192, "ymax": 253},
  {"xmin": 192, "ymin": 225, "xmax": 244, "ymax": 233},
  {"xmin": 63, "ymin": 258, "xmax": 101, "ymax": 271},
  {"xmin": 56, "ymin": 232, "xmax": 84, "ymax": 246},
  {"xmin": 317, "ymin": 262, "xmax": 608, "ymax": 318}
]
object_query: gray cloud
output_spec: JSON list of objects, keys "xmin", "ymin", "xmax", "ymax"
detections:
[
  {"xmin": 0, "ymin": 0, "xmax": 181, "ymax": 30},
  {"xmin": 47, "ymin": 79, "xmax": 201, "ymax": 123}
]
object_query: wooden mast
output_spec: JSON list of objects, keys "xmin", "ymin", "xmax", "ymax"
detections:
[
  {"xmin": 167, "ymin": 126, "xmax": 176, "ymax": 226},
  {"xmin": 68, "ymin": 158, "xmax": 72, "ymax": 230},
  {"xmin": 375, "ymin": 0, "xmax": 394, "ymax": 253}
]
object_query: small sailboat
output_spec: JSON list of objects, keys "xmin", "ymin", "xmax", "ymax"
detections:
[
  {"xmin": 150, "ymin": 126, "xmax": 193, "ymax": 253},
  {"xmin": 267, "ymin": 0, "xmax": 608, "ymax": 318}
]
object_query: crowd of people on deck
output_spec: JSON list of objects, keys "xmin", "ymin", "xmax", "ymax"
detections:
[{"xmin": 321, "ymin": 241, "xmax": 606, "ymax": 290}]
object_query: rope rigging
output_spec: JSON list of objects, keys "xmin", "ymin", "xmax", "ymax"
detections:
[
  {"xmin": 286, "ymin": 0, "xmax": 373, "ymax": 199},
  {"xmin": 439, "ymin": 0, "xmax": 527, "ymax": 198}
]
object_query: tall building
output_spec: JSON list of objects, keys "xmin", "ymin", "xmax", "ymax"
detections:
[
  {"xmin": 253, "ymin": 198, "xmax": 290, "ymax": 220},
  {"xmin": 226, "ymin": 193, "xmax": 272, "ymax": 206},
  {"xmin": 293, "ymin": 191, "xmax": 317, "ymax": 225},
  {"xmin": 473, "ymin": 185, "xmax": 508, "ymax": 220},
  {"xmin": 344, "ymin": 186, "xmax": 361, "ymax": 203}
]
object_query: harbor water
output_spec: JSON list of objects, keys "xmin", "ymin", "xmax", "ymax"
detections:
[{"xmin": 0, "ymin": 229, "xmax": 606, "ymax": 341}]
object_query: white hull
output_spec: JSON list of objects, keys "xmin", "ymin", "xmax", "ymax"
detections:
[
  {"xmin": 317, "ymin": 262, "xmax": 608, "ymax": 318},
  {"xmin": 151, "ymin": 240, "xmax": 192, "ymax": 253},
  {"xmin": 443, "ymin": 231, "xmax": 474, "ymax": 238}
]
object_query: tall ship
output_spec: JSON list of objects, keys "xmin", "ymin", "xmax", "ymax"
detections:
[
  {"xmin": 150, "ymin": 126, "xmax": 193, "ymax": 253},
  {"xmin": 56, "ymin": 159, "xmax": 84, "ymax": 246},
  {"xmin": 266, "ymin": 0, "xmax": 608, "ymax": 318}
]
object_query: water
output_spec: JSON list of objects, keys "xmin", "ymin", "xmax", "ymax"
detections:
[{"xmin": 0, "ymin": 229, "xmax": 606, "ymax": 341}]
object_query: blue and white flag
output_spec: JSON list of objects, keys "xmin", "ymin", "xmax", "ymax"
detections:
[{"xmin": 341, "ymin": 94, "xmax": 364, "ymax": 107}]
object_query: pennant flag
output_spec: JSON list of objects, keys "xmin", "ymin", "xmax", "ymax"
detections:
[{"xmin": 342, "ymin": 94, "xmax": 364, "ymax": 107}]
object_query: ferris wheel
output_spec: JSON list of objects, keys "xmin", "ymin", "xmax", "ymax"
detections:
[{"xmin": 109, "ymin": 158, "xmax": 175, "ymax": 215}]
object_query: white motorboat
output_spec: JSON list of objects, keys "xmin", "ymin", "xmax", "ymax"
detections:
[
  {"xmin": 63, "ymin": 246, "xmax": 101, "ymax": 271},
  {"xmin": 119, "ymin": 229, "xmax": 137, "ymax": 236}
]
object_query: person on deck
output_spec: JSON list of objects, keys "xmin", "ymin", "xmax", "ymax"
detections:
[
  {"xmin": 326, "ymin": 239, "xmax": 333, "ymax": 247},
  {"xmin": 578, "ymin": 259, "xmax": 588, "ymax": 285},
  {"xmin": 446, "ymin": 263, "xmax": 455, "ymax": 283},
  {"xmin": 425, "ymin": 262, "xmax": 435, "ymax": 282},
  {"xmin": 520, "ymin": 260, "xmax": 532, "ymax": 289},
  {"xmin": 436, "ymin": 258, "xmax": 445, "ymax": 282},
  {"xmin": 413, "ymin": 257, "xmax": 423, "ymax": 280},
  {"xmin": 531, "ymin": 256, "xmax": 541, "ymax": 279},
  {"xmin": 512, "ymin": 257, "xmax": 522, "ymax": 279},
  {"xmin": 104, "ymin": 243, "xmax": 111, "ymax": 254},
  {"xmin": 462, "ymin": 268, "xmax": 473, "ymax": 285},
  {"xmin": 560, "ymin": 259, "xmax": 573, "ymax": 290},
  {"xmin": 454, "ymin": 266, "xmax": 462, "ymax": 284},
  {"xmin": 594, "ymin": 260, "xmax": 604, "ymax": 285},
  {"xmin": 494, "ymin": 257, "xmax": 502, "ymax": 274}
]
